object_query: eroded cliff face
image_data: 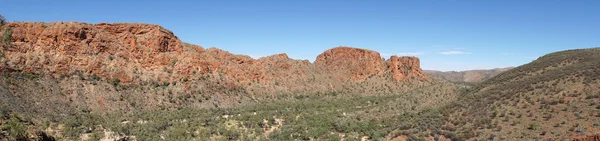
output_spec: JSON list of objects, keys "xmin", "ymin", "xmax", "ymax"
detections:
[
  {"xmin": 314, "ymin": 47, "xmax": 427, "ymax": 82},
  {"xmin": 387, "ymin": 56, "xmax": 427, "ymax": 81},
  {"xmin": 0, "ymin": 21, "xmax": 432, "ymax": 116},
  {"xmin": 1, "ymin": 22, "xmax": 187, "ymax": 83},
  {"xmin": 0, "ymin": 22, "xmax": 270, "ymax": 84},
  {"xmin": 0, "ymin": 22, "xmax": 427, "ymax": 85},
  {"xmin": 315, "ymin": 47, "xmax": 387, "ymax": 81}
]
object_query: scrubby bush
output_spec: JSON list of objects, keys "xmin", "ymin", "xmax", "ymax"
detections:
[
  {"xmin": 576, "ymin": 127, "xmax": 585, "ymax": 133},
  {"xmin": 90, "ymin": 131, "xmax": 105, "ymax": 141},
  {"xmin": 527, "ymin": 122, "xmax": 540, "ymax": 130},
  {"xmin": 0, "ymin": 104, "xmax": 9, "ymax": 119},
  {"xmin": 2, "ymin": 28, "xmax": 11, "ymax": 46},
  {"xmin": 2, "ymin": 119, "xmax": 27, "ymax": 140},
  {"xmin": 62, "ymin": 113, "xmax": 105, "ymax": 139},
  {"xmin": 0, "ymin": 14, "xmax": 5, "ymax": 26},
  {"xmin": 110, "ymin": 78, "xmax": 120, "ymax": 87}
]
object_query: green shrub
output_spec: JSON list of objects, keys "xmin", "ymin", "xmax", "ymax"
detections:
[
  {"xmin": 527, "ymin": 122, "xmax": 540, "ymax": 130},
  {"xmin": 110, "ymin": 78, "xmax": 120, "ymax": 87},
  {"xmin": 574, "ymin": 112, "xmax": 583, "ymax": 119},
  {"xmin": 2, "ymin": 119, "xmax": 27, "ymax": 140},
  {"xmin": 62, "ymin": 113, "xmax": 105, "ymax": 138},
  {"xmin": 2, "ymin": 28, "xmax": 12, "ymax": 46},
  {"xmin": 164, "ymin": 126, "xmax": 193, "ymax": 140},
  {"xmin": 91, "ymin": 74, "xmax": 100, "ymax": 81},
  {"xmin": 576, "ymin": 127, "xmax": 585, "ymax": 133},
  {"xmin": 0, "ymin": 14, "xmax": 5, "ymax": 26},
  {"xmin": 0, "ymin": 104, "xmax": 9, "ymax": 119}
]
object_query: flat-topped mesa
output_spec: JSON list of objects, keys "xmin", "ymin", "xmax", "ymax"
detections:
[
  {"xmin": 314, "ymin": 46, "xmax": 387, "ymax": 81},
  {"xmin": 386, "ymin": 56, "xmax": 427, "ymax": 81}
]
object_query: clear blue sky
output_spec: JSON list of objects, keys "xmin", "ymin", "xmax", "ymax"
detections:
[{"xmin": 2, "ymin": 0, "xmax": 599, "ymax": 71}]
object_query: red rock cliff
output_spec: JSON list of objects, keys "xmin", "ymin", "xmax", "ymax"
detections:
[
  {"xmin": 314, "ymin": 47, "xmax": 386, "ymax": 81},
  {"xmin": 386, "ymin": 56, "xmax": 427, "ymax": 81},
  {"xmin": 314, "ymin": 47, "xmax": 427, "ymax": 81},
  {"xmin": 0, "ymin": 22, "xmax": 427, "ymax": 84}
]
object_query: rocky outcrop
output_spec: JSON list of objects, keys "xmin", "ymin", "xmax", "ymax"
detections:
[
  {"xmin": 1, "ymin": 22, "xmax": 187, "ymax": 83},
  {"xmin": 0, "ymin": 22, "xmax": 427, "ymax": 85},
  {"xmin": 258, "ymin": 53, "xmax": 312, "ymax": 82},
  {"xmin": 315, "ymin": 47, "xmax": 386, "ymax": 81},
  {"xmin": 314, "ymin": 47, "xmax": 427, "ymax": 81},
  {"xmin": 386, "ymin": 56, "xmax": 427, "ymax": 81}
]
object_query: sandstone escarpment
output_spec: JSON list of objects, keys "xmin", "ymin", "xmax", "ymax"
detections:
[
  {"xmin": 0, "ymin": 22, "xmax": 427, "ymax": 86},
  {"xmin": 315, "ymin": 47, "xmax": 427, "ymax": 81},
  {"xmin": 386, "ymin": 56, "xmax": 427, "ymax": 81},
  {"xmin": 258, "ymin": 53, "xmax": 312, "ymax": 82},
  {"xmin": 1, "ymin": 22, "xmax": 187, "ymax": 83},
  {"xmin": 314, "ymin": 47, "xmax": 386, "ymax": 81},
  {"xmin": 0, "ymin": 21, "xmax": 434, "ymax": 115}
]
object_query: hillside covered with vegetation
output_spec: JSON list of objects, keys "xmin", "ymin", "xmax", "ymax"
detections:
[{"xmin": 0, "ymin": 16, "xmax": 599, "ymax": 140}]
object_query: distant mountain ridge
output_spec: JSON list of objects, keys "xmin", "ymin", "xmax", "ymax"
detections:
[{"xmin": 424, "ymin": 67, "xmax": 514, "ymax": 84}]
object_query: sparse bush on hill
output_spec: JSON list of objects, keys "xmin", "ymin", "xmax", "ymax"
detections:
[
  {"xmin": 0, "ymin": 104, "xmax": 9, "ymax": 119},
  {"xmin": 2, "ymin": 28, "xmax": 11, "ymax": 47},
  {"xmin": 434, "ymin": 48, "xmax": 600, "ymax": 140},
  {"xmin": 0, "ymin": 14, "xmax": 5, "ymax": 26},
  {"xmin": 62, "ymin": 112, "xmax": 105, "ymax": 138},
  {"xmin": 2, "ymin": 119, "xmax": 27, "ymax": 140}
]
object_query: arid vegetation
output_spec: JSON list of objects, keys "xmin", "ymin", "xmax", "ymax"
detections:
[
  {"xmin": 0, "ymin": 17, "xmax": 599, "ymax": 140},
  {"xmin": 437, "ymin": 48, "xmax": 600, "ymax": 140}
]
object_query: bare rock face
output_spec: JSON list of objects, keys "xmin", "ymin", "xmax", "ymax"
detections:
[
  {"xmin": 203, "ymin": 48, "xmax": 270, "ymax": 84},
  {"xmin": 258, "ymin": 53, "xmax": 312, "ymax": 82},
  {"xmin": 314, "ymin": 47, "xmax": 427, "ymax": 81},
  {"xmin": 0, "ymin": 22, "xmax": 427, "ymax": 85},
  {"xmin": 2, "ymin": 22, "xmax": 187, "ymax": 83},
  {"xmin": 315, "ymin": 47, "xmax": 386, "ymax": 81},
  {"xmin": 386, "ymin": 56, "xmax": 427, "ymax": 81}
]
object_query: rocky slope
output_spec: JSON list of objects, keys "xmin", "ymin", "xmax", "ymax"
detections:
[
  {"xmin": 438, "ymin": 48, "xmax": 600, "ymax": 140},
  {"xmin": 0, "ymin": 22, "xmax": 430, "ymax": 114}
]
